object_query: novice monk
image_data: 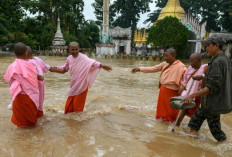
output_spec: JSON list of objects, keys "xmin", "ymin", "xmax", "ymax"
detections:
[
  {"xmin": 7, "ymin": 47, "xmax": 44, "ymax": 111},
  {"xmin": 131, "ymin": 48, "xmax": 187, "ymax": 122},
  {"xmin": 4, "ymin": 42, "xmax": 40, "ymax": 127},
  {"xmin": 175, "ymin": 53, "xmax": 208, "ymax": 126},
  {"xmin": 52, "ymin": 42, "xmax": 112, "ymax": 114},
  {"xmin": 26, "ymin": 46, "xmax": 52, "ymax": 117}
]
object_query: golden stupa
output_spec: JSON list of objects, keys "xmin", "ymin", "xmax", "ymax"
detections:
[
  {"xmin": 157, "ymin": 0, "xmax": 185, "ymax": 21},
  {"xmin": 134, "ymin": 0, "xmax": 186, "ymax": 43},
  {"xmin": 133, "ymin": 30, "xmax": 138, "ymax": 43},
  {"xmin": 133, "ymin": 29, "xmax": 147, "ymax": 44},
  {"xmin": 141, "ymin": 29, "xmax": 147, "ymax": 43}
]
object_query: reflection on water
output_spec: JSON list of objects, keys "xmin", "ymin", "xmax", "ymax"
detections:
[{"xmin": 0, "ymin": 56, "xmax": 231, "ymax": 157}]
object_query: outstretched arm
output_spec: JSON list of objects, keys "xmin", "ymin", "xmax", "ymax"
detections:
[
  {"xmin": 49, "ymin": 67, "xmax": 67, "ymax": 73},
  {"xmin": 34, "ymin": 57, "xmax": 50, "ymax": 73},
  {"xmin": 50, "ymin": 56, "xmax": 70, "ymax": 73},
  {"xmin": 100, "ymin": 64, "xmax": 112, "ymax": 71},
  {"xmin": 131, "ymin": 62, "xmax": 165, "ymax": 74},
  {"xmin": 131, "ymin": 67, "xmax": 141, "ymax": 73}
]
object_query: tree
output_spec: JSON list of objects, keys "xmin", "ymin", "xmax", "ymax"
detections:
[
  {"xmin": 92, "ymin": 0, "xmax": 116, "ymax": 26},
  {"xmin": 78, "ymin": 20, "xmax": 99, "ymax": 48},
  {"xmin": 145, "ymin": 0, "xmax": 222, "ymax": 32},
  {"xmin": 0, "ymin": 0, "xmax": 25, "ymax": 45},
  {"xmin": 147, "ymin": 16, "xmax": 189, "ymax": 59},
  {"xmin": 22, "ymin": 0, "xmax": 85, "ymax": 37},
  {"xmin": 219, "ymin": 0, "xmax": 232, "ymax": 32},
  {"xmin": 112, "ymin": 0, "xmax": 152, "ymax": 30}
]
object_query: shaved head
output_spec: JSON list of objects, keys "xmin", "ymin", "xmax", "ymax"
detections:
[
  {"xmin": 69, "ymin": 41, "xmax": 80, "ymax": 58},
  {"xmin": 14, "ymin": 42, "xmax": 27, "ymax": 57},
  {"xmin": 69, "ymin": 42, "xmax": 79, "ymax": 47},
  {"xmin": 26, "ymin": 46, "xmax": 32, "ymax": 58},
  {"xmin": 190, "ymin": 53, "xmax": 202, "ymax": 69},
  {"xmin": 165, "ymin": 48, "xmax": 176, "ymax": 58},
  {"xmin": 190, "ymin": 53, "xmax": 202, "ymax": 61}
]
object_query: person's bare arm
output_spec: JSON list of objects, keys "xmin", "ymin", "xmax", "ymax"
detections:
[
  {"xmin": 49, "ymin": 67, "xmax": 67, "ymax": 73},
  {"xmin": 131, "ymin": 62, "xmax": 164, "ymax": 74},
  {"xmin": 100, "ymin": 64, "xmax": 112, "ymax": 71},
  {"xmin": 131, "ymin": 67, "xmax": 141, "ymax": 73},
  {"xmin": 178, "ymin": 85, "xmax": 185, "ymax": 95}
]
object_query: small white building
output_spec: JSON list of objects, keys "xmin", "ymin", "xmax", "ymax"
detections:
[{"xmin": 111, "ymin": 27, "xmax": 131, "ymax": 55}]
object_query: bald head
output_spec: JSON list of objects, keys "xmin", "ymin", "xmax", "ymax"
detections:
[
  {"xmin": 14, "ymin": 42, "xmax": 27, "ymax": 57},
  {"xmin": 69, "ymin": 42, "xmax": 79, "ymax": 47},
  {"xmin": 69, "ymin": 41, "xmax": 80, "ymax": 58},
  {"xmin": 164, "ymin": 48, "xmax": 176, "ymax": 64},
  {"xmin": 190, "ymin": 53, "xmax": 202, "ymax": 69},
  {"xmin": 190, "ymin": 53, "xmax": 202, "ymax": 62},
  {"xmin": 26, "ymin": 46, "xmax": 33, "ymax": 58},
  {"xmin": 165, "ymin": 48, "xmax": 176, "ymax": 58}
]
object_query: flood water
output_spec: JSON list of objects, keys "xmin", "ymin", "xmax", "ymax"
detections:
[{"xmin": 0, "ymin": 55, "xmax": 232, "ymax": 157}]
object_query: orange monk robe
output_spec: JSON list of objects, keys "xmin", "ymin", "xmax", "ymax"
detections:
[
  {"xmin": 4, "ymin": 59, "xmax": 40, "ymax": 127},
  {"xmin": 56, "ymin": 54, "xmax": 101, "ymax": 114},
  {"xmin": 65, "ymin": 88, "xmax": 88, "ymax": 113},
  {"xmin": 12, "ymin": 94, "xmax": 38, "ymax": 127},
  {"xmin": 140, "ymin": 60, "xmax": 187, "ymax": 122}
]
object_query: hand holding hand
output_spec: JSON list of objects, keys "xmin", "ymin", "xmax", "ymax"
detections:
[
  {"xmin": 131, "ymin": 68, "xmax": 140, "ymax": 73},
  {"xmin": 49, "ymin": 67, "xmax": 57, "ymax": 72}
]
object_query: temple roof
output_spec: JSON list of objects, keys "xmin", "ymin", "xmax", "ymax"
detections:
[{"xmin": 111, "ymin": 26, "xmax": 131, "ymax": 38}]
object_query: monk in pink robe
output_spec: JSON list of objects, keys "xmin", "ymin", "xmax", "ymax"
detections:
[
  {"xmin": 52, "ymin": 42, "xmax": 112, "ymax": 114},
  {"xmin": 26, "ymin": 46, "xmax": 52, "ymax": 117},
  {"xmin": 175, "ymin": 53, "xmax": 208, "ymax": 126},
  {"xmin": 4, "ymin": 42, "xmax": 40, "ymax": 127},
  {"xmin": 132, "ymin": 48, "xmax": 187, "ymax": 122}
]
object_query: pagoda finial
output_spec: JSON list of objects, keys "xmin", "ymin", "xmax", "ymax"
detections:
[
  {"xmin": 141, "ymin": 29, "xmax": 147, "ymax": 43},
  {"xmin": 155, "ymin": 0, "xmax": 185, "ymax": 24},
  {"xmin": 133, "ymin": 30, "xmax": 138, "ymax": 43}
]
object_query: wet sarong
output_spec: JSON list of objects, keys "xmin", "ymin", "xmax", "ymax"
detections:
[
  {"xmin": 11, "ymin": 94, "xmax": 38, "ymax": 127},
  {"xmin": 65, "ymin": 88, "xmax": 88, "ymax": 114},
  {"xmin": 156, "ymin": 85, "xmax": 179, "ymax": 122}
]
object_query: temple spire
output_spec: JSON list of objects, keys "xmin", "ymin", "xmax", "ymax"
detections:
[{"xmin": 157, "ymin": 0, "xmax": 185, "ymax": 21}]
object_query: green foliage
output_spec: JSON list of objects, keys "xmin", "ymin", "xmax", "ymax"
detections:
[
  {"xmin": 92, "ymin": 0, "xmax": 116, "ymax": 26},
  {"xmin": 112, "ymin": 0, "xmax": 152, "ymax": 29},
  {"xmin": 219, "ymin": 0, "xmax": 232, "ymax": 32},
  {"xmin": 76, "ymin": 21, "xmax": 100, "ymax": 48},
  {"xmin": 0, "ymin": 0, "xmax": 101, "ymax": 49},
  {"xmin": 146, "ymin": 0, "xmax": 225, "ymax": 32},
  {"xmin": 148, "ymin": 16, "xmax": 189, "ymax": 59},
  {"xmin": 63, "ymin": 31, "xmax": 78, "ymax": 47}
]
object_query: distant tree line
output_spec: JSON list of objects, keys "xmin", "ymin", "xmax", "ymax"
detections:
[
  {"xmin": 1, "ymin": 0, "xmax": 231, "ymax": 50},
  {"xmin": 0, "ymin": 0, "xmax": 99, "ymax": 50},
  {"xmin": 144, "ymin": 0, "xmax": 232, "ymax": 32}
]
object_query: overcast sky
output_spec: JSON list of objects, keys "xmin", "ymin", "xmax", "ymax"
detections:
[{"xmin": 83, "ymin": 0, "xmax": 158, "ymax": 28}]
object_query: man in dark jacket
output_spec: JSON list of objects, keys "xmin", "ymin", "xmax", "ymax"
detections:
[{"xmin": 183, "ymin": 36, "xmax": 232, "ymax": 141}]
